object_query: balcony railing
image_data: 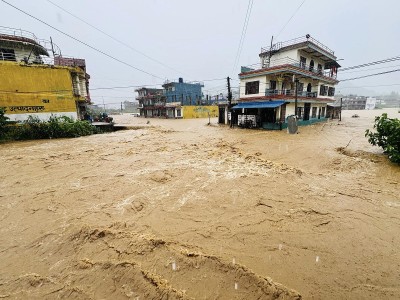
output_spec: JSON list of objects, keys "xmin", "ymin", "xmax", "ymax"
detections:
[
  {"xmin": 265, "ymin": 89, "xmax": 318, "ymax": 98},
  {"xmin": 261, "ymin": 35, "xmax": 335, "ymax": 56},
  {"xmin": 242, "ymin": 57, "xmax": 337, "ymax": 79}
]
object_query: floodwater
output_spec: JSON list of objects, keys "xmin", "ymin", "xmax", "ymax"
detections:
[{"xmin": 0, "ymin": 108, "xmax": 399, "ymax": 299}]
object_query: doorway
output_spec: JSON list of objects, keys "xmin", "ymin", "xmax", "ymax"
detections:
[{"xmin": 303, "ymin": 103, "xmax": 311, "ymax": 121}]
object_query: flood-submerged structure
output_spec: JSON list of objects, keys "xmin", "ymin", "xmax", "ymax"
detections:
[
  {"xmin": 233, "ymin": 34, "xmax": 340, "ymax": 129},
  {"xmin": 0, "ymin": 26, "xmax": 90, "ymax": 122}
]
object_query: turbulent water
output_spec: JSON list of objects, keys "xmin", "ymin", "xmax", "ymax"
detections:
[{"xmin": 0, "ymin": 108, "xmax": 399, "ymax": 299}]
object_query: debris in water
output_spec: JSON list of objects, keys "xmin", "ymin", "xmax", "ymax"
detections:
[
  {"xmin": 278, "ymin": 244, "xmax": 283, "ymax": 250},
  {"xmin": 235, "ymin": 282, "xmax": 238, "ymax": 290},
  {"xmin": 172, "ymin": 262, "xmax": 176, "ymax": 271},
  {"xmin": 316, "ymin": 256, "xmax": 320, "ymax": 263}
]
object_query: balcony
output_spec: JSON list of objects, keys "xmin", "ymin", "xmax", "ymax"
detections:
[
  {"xmin": 265, "ymin": 89, "xmax": 318, "ymax": 98},
  {"xmin": 241, "ymin": 57, "xmax": 338, "ymax": 80}
]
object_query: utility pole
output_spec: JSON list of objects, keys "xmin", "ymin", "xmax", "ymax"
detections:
[
  {"xmin": 294, "ymin": 78, "xmax": 299, "ymax": 118},
  {"xmin": 339, "ymin": 97, "xmax": 342, "ymax": 121},
  {"xmin": 120, "ymin": 102, "xmax": 123, "ymax": 114},
  {"xmin": 50, "ymin": 37, "xmax": 56, "ymax": 58},
  {"xmin": 227, "ymin": 76, "xmax": 233, "ymax": 127}
]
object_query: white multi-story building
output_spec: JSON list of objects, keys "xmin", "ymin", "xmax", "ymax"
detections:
[{"xmin": 235, "ymin": 34, "xmax": 340, "ymax": 129}]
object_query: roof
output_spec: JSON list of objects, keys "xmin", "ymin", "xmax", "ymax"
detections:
[{"xmin": 232, "ymin": 101, "xmax": 285, "ymax": 109}]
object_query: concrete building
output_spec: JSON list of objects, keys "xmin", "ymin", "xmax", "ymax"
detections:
[
  {"xmin": 365, "ymin": 97, "xmax": 377, "ymax": 110},
  {"xmin": 232, "ymin": 34, "xmax": 341, "ymax": 129},
  {"xmin": 135, "ymin": 87, "xmax": 165, "ymax": 117},
  {"xmin": 136, "ymin": 78, "xmax": 218, "ymax": 119},
  {"xmin": 341, "ymin": 96, "xmax": 367, "ymax": 110},
  {"xmin": 0, "ymin": 26, "xmax": 90, "ymax": 122},
  {"xmin": 163, "ymin": 78, "xmax": 204, "ymax": 106}
]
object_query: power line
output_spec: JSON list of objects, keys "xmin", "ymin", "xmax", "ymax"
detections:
[
  {"xmin": 45, "ymin": 0, "xmax": 187, "ymax": 77},
  {"xmin": 338, "ymin": 83, "xmax": 400, "ymax": 89},
  {"xmin": 275, "ymin": 0, "xmax": 306, "ymax": 38},
  {"xmin": 1, "ymin": 0, "xmax": 164, "ymax": 80},
  {"xmin": 232, "ymin": 0, "xmax": 254, "ymax": 74},
  {"xmin": 339, "ymin": 64, "xmax": 400, "ymax": 74},
  {"xmin": 340, "ymin": 69, "xmax": 400, "ymax": 82},
  {"xmin": 339, "ymin": 56, "xmax": 400, "ymax": 72}
]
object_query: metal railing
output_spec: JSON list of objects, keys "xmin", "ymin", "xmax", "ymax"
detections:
[
  {"xmin": 0, "ymin": 26, "xmax": 38, "ymax": 43},
  {"xmin": 265, "ymin": 89, "xmax": 318, "ymax": 98},
  {"xmin": 261, "ymin": 35, "xmax": 335, "ymax": 56},
  {"xmin": 163, "ymin": 79, "xmax": 204, "ymax": 87},
  {"xmin": 0, "ymin": 26, "xmax": 62, "ymax": 58},
  {"xmin": 243, "ymin": 56, "xmax": 337, "ymax": 79}
]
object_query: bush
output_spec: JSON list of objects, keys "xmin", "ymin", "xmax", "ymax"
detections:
[
  {"xmin": 365, "ymin": 113, "xmax": 400, "ymax": 164},
  {"xmin": 0, "ymin": 107, "xmax": 10, "ymax": 139},
  {"xmin": 7, "ymin": 115, "xmax": 100, "ymax": 141}
]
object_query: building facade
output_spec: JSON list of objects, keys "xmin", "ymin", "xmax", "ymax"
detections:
[
  {"xmin": 0, "ymin": 26, "xmax": 90, "ymax": 122},
  {"xmin": 135, "ymin": 87, "xmax": 166, "ymax": 117},
  {"xmin": 234, "ymin": 34, "xmax": 340, "ymax": 129},
  {"xmin": 136, "ymin": 78, "xmax": 217, "ymax": 119},
  {"xmin": 163, "ymin": 78, "xmax": 204, "ymax": 105}
]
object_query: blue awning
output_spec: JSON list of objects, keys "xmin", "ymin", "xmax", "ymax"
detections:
[{"xmin": 232, "ymin": 101, "xmax": 285, "ymax": 110}]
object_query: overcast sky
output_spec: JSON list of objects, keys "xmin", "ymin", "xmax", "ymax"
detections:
[{"xmin": 2, "ymin": 0, "xmax": 400, "ymax": 105}]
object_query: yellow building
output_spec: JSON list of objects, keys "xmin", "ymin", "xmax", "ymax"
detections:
[{"xmin": 0, "ymin": 26, "xmax": 89, "ymax": 122}]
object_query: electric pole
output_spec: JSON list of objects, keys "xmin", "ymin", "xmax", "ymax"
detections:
[
  {"xmin": 227, "ymin": 76, "xmax": 233, "ymax": 127},
  {"xmin": 339, "ymin": 97, "xmax": 342, "ymax": 121},
  {"xmin": 294, "ymin": 78, "xmax": 299, "ymax": 118}
]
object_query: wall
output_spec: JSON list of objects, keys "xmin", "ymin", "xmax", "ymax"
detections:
[
  {"xmin": 165, "ymin": 82, "xmax": 203, "ymax": 105},
  {"xmin": 0, "ymin": 61, "xmax": 83, "ymax": 121},
  {"xmin": 182, "ymin": 105, "xmax": 218, "ymax": 119},
  {"xmin": 239, "ymin": 74, "xmax": 267, "ymax": 99}
]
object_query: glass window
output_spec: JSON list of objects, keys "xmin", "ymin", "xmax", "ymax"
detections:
[{"xmin": 245, "ymin": 81, "xmax": 260, "ymax": 95}]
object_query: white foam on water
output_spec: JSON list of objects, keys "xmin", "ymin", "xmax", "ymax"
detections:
[
  {"xmin": 235, "ymin": 282, "xmax": 238, "ymax": 290},
  {"xmin": 278, "ymin": 244, "xmax": 283, "ymax": 250},
  {"xmin": 316, "ymin": 256, "xmax": 320, "ymax": 263},
  {"xmin": 232, "ymin": 257, "xmax": 235, "ymax": 265},
  {"xmin": 172, "ymin": 262, "xmax": 176, "ymax": 271}
]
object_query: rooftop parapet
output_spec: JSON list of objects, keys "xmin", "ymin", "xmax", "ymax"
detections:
[{"xmin": 260, "ymin": 35, "xmax": 336, "ymax": 59}]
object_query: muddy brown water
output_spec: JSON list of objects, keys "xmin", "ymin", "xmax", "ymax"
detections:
[{"xmin": 0, "ymin": 109, "xmax": 399, "ymax": 299}]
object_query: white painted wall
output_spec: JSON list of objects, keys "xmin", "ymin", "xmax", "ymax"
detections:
[
  {"xmin": 240, "ymin": 75, "xmax": 267, "ymax": 98},
  {"xmin": 6, "ymin": 112, "xmax": 78, "ymax": 122}
]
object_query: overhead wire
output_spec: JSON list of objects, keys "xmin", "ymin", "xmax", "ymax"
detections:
[
  {"xmin": 339, "ymin": 56, "xmax": 400, "ymax": 72},
  {"xmin": 338, "ymin": 83, "xmax": 400, "ymax": 89},
  {"xmin": 1, "ymin": 0, "xmax": 165, "ymax": 80},
  {"xmin": 338, "ymin": 64, "xmax": 400, "ymax": 74},
  {"xmin": 232, "ymin": 0, "xmax": 254, "ymax": 74},
  {"xmin": 275, "ymin": 0, "xmax": 306, "ymax": 39},
  {"xmin": 340, "ymin": 69, "xmax": 400, "ymax": 82},
  {"xmin": 44, "ymin": 0, "xmax": 188, "ymax": 77}
]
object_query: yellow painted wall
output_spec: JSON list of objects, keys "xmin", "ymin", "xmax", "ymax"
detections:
[
  {"xmin": 0, "ymin": 61, "xmax": 83, "ymax": 115},
  {"xmin": 182, "ymin": 105, "xmax": 218, "ymax": 119}
]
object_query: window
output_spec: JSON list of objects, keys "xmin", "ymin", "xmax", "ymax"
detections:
[
  {"xmin": 309, "ymin": 60, "xmax": 314, "ymax": 72},
  {"xmin": 0, "ymin": 48, "xmax": 16, "ymax": 61},
  {"xmin": 319, "ymin": 85, "xmax": 328, "ymax": 96},
  {"xmin": 321, "ymin": 107, "xmax": 326, "ymax": 117},
  {"xmin": 176, "ymin": 109, "xmax": 181, "ymax": 117},
  {"xmin": 270, "ymin": 80, "xmax": 277, "ymax": 90},
  {"xmin": 297, "ymin": 107, "xmax": 303, "ymax": 119},
  {"xmin": 328, "ymin": 87, "xmax": 335, "ymax": 96},
  {"xmin": 245, "ymin": 81, "xmax": 260, "ymax": 95},
  {"xmin": 317, "ymin": 64, "xmax": 323, "ymax": 75},
  {"xmin": 312, "ymin": 107, "xmax": 317, "ymax": 118},
  {"xmin": 300, "ymin": 56, "xmax": 307, "ymax": 69}
]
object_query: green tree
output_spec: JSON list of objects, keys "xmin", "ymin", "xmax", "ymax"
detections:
[{"xmin": 365, "ymin": 113, "xmax": 400, "ymax": 164}]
